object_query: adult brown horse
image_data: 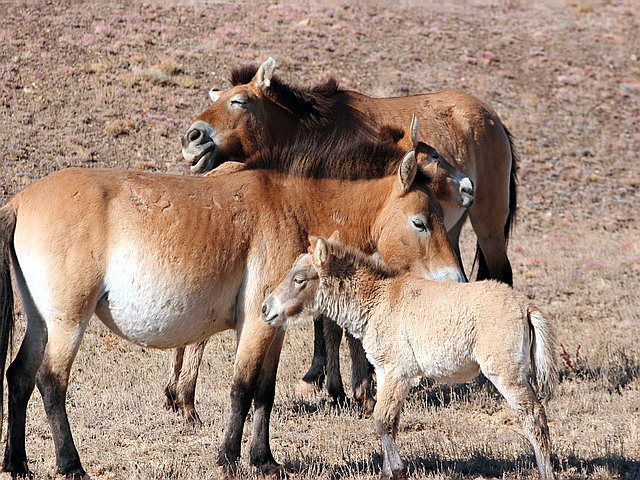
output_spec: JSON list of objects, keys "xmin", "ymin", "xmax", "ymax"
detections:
[
  {"xmin": 0, "ymin": 143, "xmax": 463, "ymax": 477},
  {"xmin": 166, "ymin": 132, "xmax": 473, "ymax": 423},
  {"xmin": 182, "ymin": 57, "xmax": 517, "ymax": 285}
]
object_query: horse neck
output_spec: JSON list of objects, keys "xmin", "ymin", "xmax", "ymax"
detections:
[
  {"xmin": 283, "ymin": 176, "xmax": 389, "ymax": 252},
  {"xmin": 317, "ymin": 267, "xmax": 386, "ymax": 341}
]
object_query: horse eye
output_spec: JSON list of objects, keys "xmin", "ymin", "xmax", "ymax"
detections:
[
  {"xmin": 293, "ymin": 277, "xmax": 305, "ymax": 286},
  {"xmin": 230, "ymin": 98, "xmax": 247, "ymax": 107},
  {"xmin": 412, "ymin": 219, "xmax": 427, "ymax": 232}
]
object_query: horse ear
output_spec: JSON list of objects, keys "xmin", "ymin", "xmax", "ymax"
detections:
[
  {"xmin": 406, "ymin": 114, "xmax": 419, "ymax": 149},
  {"xmin": 253, "ymin": 57, "xmax": 277, "ymax": 90},
  {"xmin": 327, "ymin": 230, "xmax": 341, "ymax": 243},
  {"xmin": 313, "ymin": 237, "xmax": 329, "ymax": 268},
  {"xmin": 398, "ymin": 150, "xmax": 418, "ymax": 193},
  {"xmin": 209, "ymin": 88, "xmax": 221, "ymax": 103}
]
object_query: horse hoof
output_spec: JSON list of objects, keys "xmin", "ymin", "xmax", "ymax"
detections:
[
  {"xmin": 296, "ymin": 379, "xmax": 320, "ymax": 396},
  {"xmin": 259, "ymin": 461, "xmax": 285, "ymax": 478},
  {"xmin": 361, "ymin": 397, "xmax": 376, "ymax": 418},
  {"xmin": 183, "ymin": 408, "xmax": 203, "ymax": 427}
]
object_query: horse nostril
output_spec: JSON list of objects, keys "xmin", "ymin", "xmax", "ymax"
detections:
[
  {"xmin": 188, "ymin": 128, "xmax": 202, "ymax": 143},
  {"xmin": 262, "ymin": 303, "xmax": 268, "ymax": 316}
]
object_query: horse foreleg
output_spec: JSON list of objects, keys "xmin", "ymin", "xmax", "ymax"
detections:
[
  {"xmin": 218, "ymin": 318, "xmax": 279, "ymax": 474},
  {"xmin": 324, "ymin": 317, "xmax": 347, "ymax": 404},
  {"xmin": 35, "ymin": 319, "xmax": 90, "ymax": 478},
  {"xmin": 346, "ymin": 333, "xmax": 375, "ymax": 417},
  {"xmin": 298, "ymin": 313, "xmax": 326, "ymax": 395},
  {"xmin": 3, "ymin": 314, "xmax": 47, "ymax": 476},
  {"xmin": 470, "ymin": 209, "xmax": 513, "ymax": 285},
  {"xmin": 176, "ymin": 339, "xmax": 207, "ymax": 426},
  {"xmin": 250, "ymin": 327, "xmax": 286, "ymax": 474},
  {"xmin": 373, "ymin": 371, "xmax": 409, "ymax": 479}
]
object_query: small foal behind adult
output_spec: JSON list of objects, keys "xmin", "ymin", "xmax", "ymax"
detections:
[{"xmin": 262, "ymin": 236, "xmax": 557, "ymax": 480}]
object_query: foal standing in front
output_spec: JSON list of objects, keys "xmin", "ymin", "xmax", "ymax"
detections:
[{"xmin": 262, "ymin": 236, "xmax": 557, "ymax": 480}]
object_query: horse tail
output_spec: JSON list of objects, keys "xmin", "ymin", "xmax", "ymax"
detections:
[
  {"xmin": 0, "ymin": 205, "xmax": 16, "ymax": 434},
  {"xmin": 527, "ymin": 307, "xmax": 557, "ymax": 404},
  {"xmin": 503, "ymin": 124, "xmax": 518, "ymax": 244}
]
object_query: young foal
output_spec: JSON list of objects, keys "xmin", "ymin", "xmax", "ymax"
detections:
[
  {"xmin": 262, "ymin": 237, "xmax": 557, "ymax": 480},
  {"xmin": 0, "ymin": 150, "xmax": 463, "ymax": 477}
]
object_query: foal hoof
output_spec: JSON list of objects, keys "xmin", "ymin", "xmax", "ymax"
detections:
[
  {"xmin": 296, "ymin": 379, "xmax": 321, "ymax": 396},
  {"xmin": 183, "ymin": 407, "xmax": 204, "ymax": 428}
]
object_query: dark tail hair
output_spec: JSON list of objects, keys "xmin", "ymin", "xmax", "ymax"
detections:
[{"xmin": 0, "ymin": 206, "xmax": 16, "ymax": 436}]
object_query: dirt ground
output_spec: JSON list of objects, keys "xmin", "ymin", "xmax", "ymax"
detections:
[{"xmin": 0, "ymin": 0, "xmax": 639, "ymax": 479}]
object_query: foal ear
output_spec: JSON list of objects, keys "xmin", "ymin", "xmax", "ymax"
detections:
[
  {"xmin": 209, "ymin": 88, "xmax": 222, "ymax": 103},
  {"xmin": 327, "ymin": 230, "xmax": 341, "ymax": 243},
  {"xmin": 313, "ymin": 237, "xmax": 329, "ymax": 268},
  {"xmin": 398, "ymin": 150, "xmax": 418, "ymax": 193},
  {"xmin": 253, "ymin": 57, "xmax": 277, "ymax": 90},
  {"xmin": 307, "ymin": 235, "xmax": 319, "ymax": 253}
]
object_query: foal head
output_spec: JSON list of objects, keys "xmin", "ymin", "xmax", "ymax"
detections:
[{"xmin": 262, "ymin": 235, "xmax": 386, "ymax": 327}]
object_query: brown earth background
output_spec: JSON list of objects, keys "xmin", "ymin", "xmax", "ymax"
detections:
[{"xmin": 0, "ymin": 0, "xmax": 639, "ymax": 479}]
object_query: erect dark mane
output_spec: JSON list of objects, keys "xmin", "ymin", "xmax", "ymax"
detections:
[
  {"xmin": 229, "ymin": 64, "xmax": 349, "ymax": 130},
  {"xmin": 242, "ymin": 136, "xmax": 430, "ymax": 184},
  {"xmin": 327, "ymin": 240, "xmax": 399, "ymax": 279}
]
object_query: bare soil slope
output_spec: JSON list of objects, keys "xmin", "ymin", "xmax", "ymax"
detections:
[{"xmin": 0, "ymin": 0, "xmax": 638, "ymax": 478}]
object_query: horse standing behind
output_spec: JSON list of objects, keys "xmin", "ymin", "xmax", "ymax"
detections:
[
  {"xmin": 262, "ymin": 236, "xmax": 557, "ymax": 480},
  {"xmin": 0, "ymin": 146, "xmax": 463, "ymax": 477}
]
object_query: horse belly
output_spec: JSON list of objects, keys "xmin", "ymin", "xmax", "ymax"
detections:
[{"xmin": 97, "ymin": 250, "xmax": 238, "ymax": 348}]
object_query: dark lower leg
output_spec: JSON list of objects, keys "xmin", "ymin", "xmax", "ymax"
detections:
[
  {"xmin": 164, "ymin": 347, "xmax": 185, "ymax": 411},
  {"xmin": 176, "ymin": 340, "xmax": 207, "ymax": 425},
  {"xmin": 300, "ymin": 314, "xmax": 327, "ymax": 390},
  {"xmin": 346, "ymin": 332, "xmax": 375, "ymax": 416},
  {"xmin": 476, "ymin": 243, "xmax": 513, "ymax": 285},
  {"xmin": 249, "ymin": 330, "xmax": 285, "ymax": 474},
  {"xmin": 324, "ymin": 318, "xmax": 346, "ymax": 402},
  {"xmin": 36, "ymin": 369, "xmax": 85, "ymax": 476}
]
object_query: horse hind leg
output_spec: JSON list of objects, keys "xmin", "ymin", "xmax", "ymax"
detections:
[
  {"xmin": 483, "ymin": 371, "xmax": 554, "ymax": 480},
  {"xmin": 36, "ymin": 317, "xmax": 91, "ymax": 478},
  {"xmin": 3, "ymin": 310, "xmax": 47, "ymax": 476},
  {"xmin": 167, "ymin": 339, "xmax": 207, "ymax": 426}
]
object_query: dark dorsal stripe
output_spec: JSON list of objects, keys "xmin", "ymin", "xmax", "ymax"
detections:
[{"xmin": 243, "ymin": 136, "xmax": 430, "ymax": 185}]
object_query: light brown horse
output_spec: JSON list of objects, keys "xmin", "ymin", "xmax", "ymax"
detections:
[
  {"xmin": 0, "ymin": 147, "xmax": 463, "ymax": 477},
  {"xmin": 166, "ymin": 130, "xmax": 473, "ymax": 423},
  {"xmin": 262, "ymin": 236, "xmax": 557, "ymax": 480}
]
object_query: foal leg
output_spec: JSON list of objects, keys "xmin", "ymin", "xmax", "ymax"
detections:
[
  {"xmin": 176, "ymin": 339, "xmax": 207, "ymax": 425},
  {"xmin": 3, "ymin": 313, "xmax": 47, "ymax": 476},
  {"xmin": 373, "ymin": 371, "xmax": 409, "ymax": 479},
  {"xmin": 250, "ymin": 327, "xmax": 286, "ymax": 474},
  {"xmin": 323, "ymin": 317, "xmax": 347, "ymax": 404},
  {"xmin": 298, "ymin": 313, "xmax": 326, "ymax": 395},
  {"xmin": 485, "ymin": 372, "xmax": 554, "ymax": 480},
  {"xmin": 36, "ymin": 319, "xmax": 91, "ymax": 478}
]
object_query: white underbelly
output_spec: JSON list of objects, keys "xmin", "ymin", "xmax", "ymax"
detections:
[{"xmin": 96, "ymin": 249, "xmax": 237, "ymax": 348}]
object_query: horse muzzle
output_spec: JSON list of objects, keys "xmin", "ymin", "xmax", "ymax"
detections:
[
  {"xmin": 181, "ymin": 120, "xmax": 218, "ymax": 174},
  {"xmin": 458, "ymin": 177, "xmax": 474, "ymax": 208},
  {"xmin": 261, "ymin": 296, "xmax": 285, "ymax": 327}
]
